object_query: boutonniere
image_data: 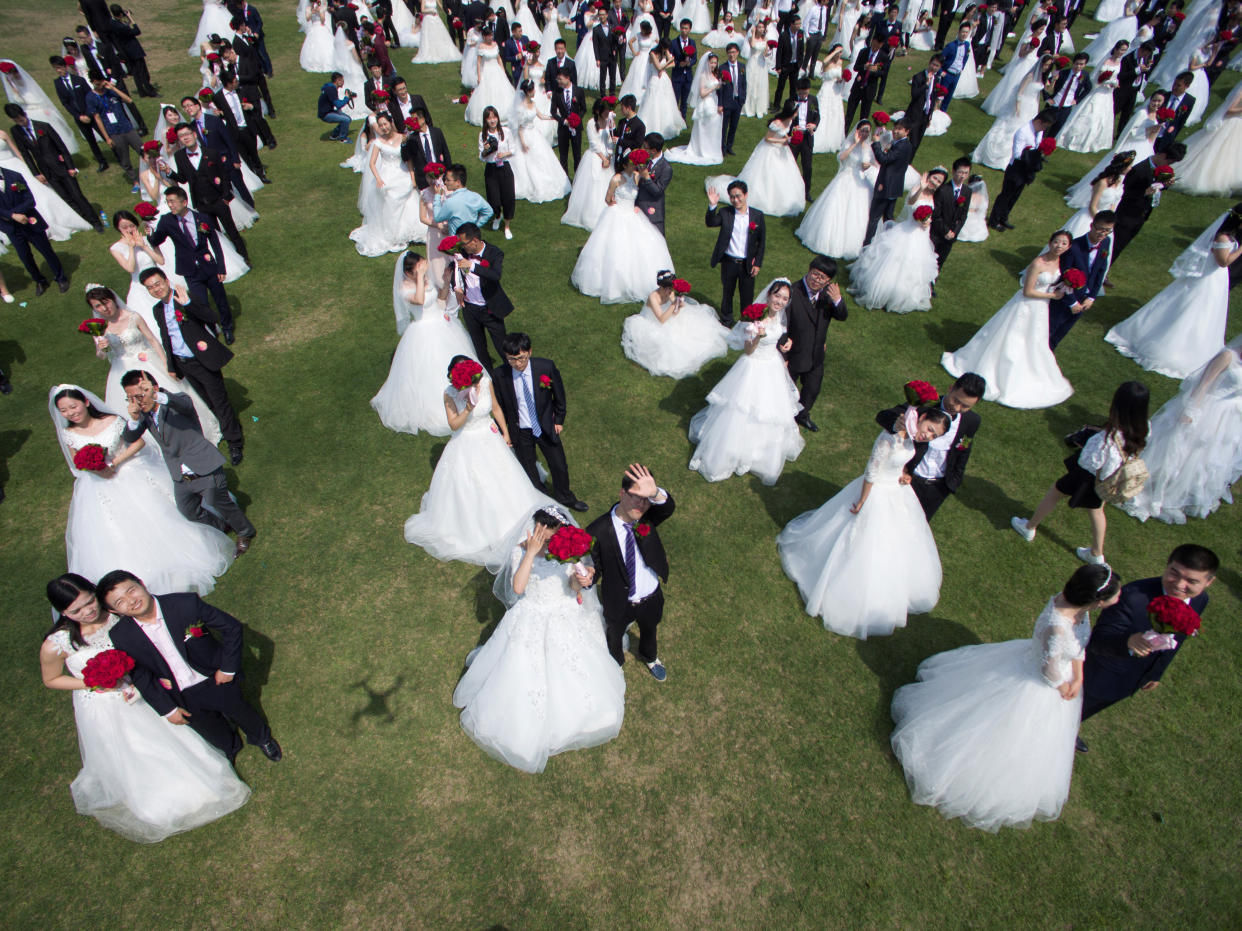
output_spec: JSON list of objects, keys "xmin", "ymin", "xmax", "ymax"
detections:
[
  {"xmin": 955, "ymin": 436, "xmax": 973, "ymax": 451},
  {"xmin": 158, "ymin": 677, "xmax": 173, "ymax": 690},
  {"xmin": 198, "ymin": 221, "xmax": 210, "ymax": 232},
  {"xmin": 634, "ymin": 522, "xmax": 651, "ymax": 537},
  {"xmin": 476, "ymin": 258, "xmax": 490, "ymax": 267},
  {"xmin": 37, "ymin": 129, "xmax": 44, "ymax": 137},
  {"xmin": 196, "ymin": 340, "xmax": 208, "ymax": 351},
  {"xmin": 956, "ymin": 195, "xmax": 966, "ymax": 205},
  {"xmin": 213, "ymin": 175, "xmax": 222, "ymax": 184},
  {"xmin": 175, "ymin": 309, "xmax": 185, "ymax": 322},
  {"xmin": 539, "ymin": 374, "xmax": 552, "ymax": 389},
  {"xmin": 183, "ymin": 624, "xmax": 205, "ymax": 641},
  {"xmin": 749, "ymin": 221, "xmax": 758, "ymax": 230},
  {"xmin": 9, "ymin": 181, "xmax": 23, "ymax": 192}
]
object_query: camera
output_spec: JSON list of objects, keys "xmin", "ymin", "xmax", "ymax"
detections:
[{"xmin": 481, "ymin": 134, "xmax": 499, "ymax": 156}]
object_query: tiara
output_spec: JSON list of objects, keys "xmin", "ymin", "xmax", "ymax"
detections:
[
  {"xmin": 541, "ymin": 505, "xmax": 573, "ymax": 525},
  {"xmin": 1096, "ymin": 565, "xmax": 1113, "ymax": 592}
]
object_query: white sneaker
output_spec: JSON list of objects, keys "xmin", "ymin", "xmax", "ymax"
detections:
[
  {"xmin": 1010, "ymin": 516, "xmax": 1036, "ymax": 542},
  {"xmin": 491, "ymin": 218, "xmax": 500, "ymax": 230},
  {"xmin": 1076, "ymin": 546, "xmax": 1105, "ymax": 565},
  {"xmin": 504, "ymin": 228, "xmax": 513, "ymax": 240}
]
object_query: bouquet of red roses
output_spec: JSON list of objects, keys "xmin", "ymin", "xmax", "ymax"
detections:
[
  {"xmin": 165, "ymin": 127, "xmax": 179, "ymax": 144},
  {"xmin": 0, "ymin": 62, "xmax": 16, "ymax": 75},
  {"xmin": 1097, "ymin": 70, "xmax": 1114, "ymax": 81},
  {"xmin": 789, "ymin": 129, "xmax": 804, "ymax": 146},
  {"xmin": 912, "ymin": 204, "xmax": 933, "ymax": 221},
  {"xmin": 133, "ymin": 201, "xmax": 158, "ymax": 220},
  {"xmin": 449, "ymin": 358, "xmax": 484, "ymax": 390},
  {"xmin": 767, "ymin": 39, "xmax": 778, "ymax": 49},
  {"xmin": 1038, "ymin": 137, "xmax": 1057, "ymax": 156},
  {"xmin": 629, "ymin": 149, "xmax": 650, "ymax": 165},
  {"xmin": 1170, "ymin": 10, "xmax": 1184, "ymax": 20},
  {"xmin": 1055, "ymin": 55, "xmax": 1070, "ymax": 68},
  {"xmin": 1062, "ymin": 268, "xmax": 1086, "ymax": 289},
  {"xmin": 872, "ymin": 110, "xmax": 891, "ymax": 125},
  {"xmin": 141, "ymin": 140, "xmax": 161, "ymax": 155},
  {"xmin": 1219, "ymin": 28, "xmax": 1233, "ymax": 41},
  {"xmin": 438, "ymin": 234, "xmax": 461, "ymax": 254},
  {"xmin": 1147, "ymin": 595, "xmax": 1201, "ymax": 638},
  {"xmin": 1156, "ymin": 106, "xmax": 1176, "ymax": 121},
  {"xmin": 546, "ymin": 526, "xmax": 593, "ymax": 564},
  {"xmin": 841, "ymin": 68, "xmax": 852, "ymax": 81},
  {"xmin": 457, "ymin": 92, "xmax": 470, "ymax": 104},
  {"xmin": 423, "ymin": 161, "xmax": 446, "ymax": 178},
  {"xmin": 1154, "ymin": 165, "xmax": 1175, "ymax": 185},
  {"xmin": 602, "ymin": 95, "xmax": 617, "ymax": 105},
  {"xmin": 740, "ymin": 302, "xmax": 766, "ymax": 322},
  {"xmin": 934, "ymin": 83, "xmax": 948, "ymax": 96},
  {"xmin": 72, "ymin": 444, "xmax": 109, "ymax": 472},
  {"xmin": 903, "ymin": 380, "xmax": 940, "ymax": 405},
  {"xmin": 672, "ymin": 278, "xmax": 692, "ymax": 294},
  {"xmin": 567, "ymin": 113, "xmax": 582, "ymax": 129},
  {"xmin": 78, "ymin": 317, "xmax": 108, "ymax": 338},
  {"xmin": 887, "ymin": 35, "xmax": 900, "ymax": 47},
  {"xmin": 81, "ymin": 648, "xmax": 135, "ymax": 690},
  {"xmin": 197, "ymin": 87, "xmax": 214, "ymax": 101},
  {"xmin": 720, "ymin": 68, "xmax": 732, "ymax": 83}
]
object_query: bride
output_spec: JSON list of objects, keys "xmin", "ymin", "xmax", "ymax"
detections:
[
  {"xmin": 666, "ymin": 53, "xmax": 723, "ymax": 165},
  {"xmin": 188, "ymin": 0, "xmax": 236, "ymax": 56},
  {"xmin": 403, "ymin": 356, "xmax": 556, "ymax": 570},
  {"xmin": 350, "ymin": 113, "xmax": 426, "ymax": 256},
  {"xmin": 571, "ymin": 153, "xmax": 674, "ymax": 304},
  {"xmin": 452, "ymin": 507, "xmax": 626, "ymax": 773},
  {"xmin": 708, "ymin": 101, "xmax": 806, "ymax": 217},
  {"xmin": 890, "ymin": 565, "xmax": 1121, "ymax": 832},
  {"xmin": 40, "ymin": 574, "xmax": 250, "ymax": 842},
  {"xmin": 1175, "ymin": 78, "xmax": 1242, "ymax": 197},
  {"xmin": 465, "ymin": 28, "xmax": 515, "ymax": 125},
  {"xmin": 942, "ymin": 231, "xmax": 1075, "ymax": 409},
  {"xmin": 777, "ymin": 404, "xmax": 947, "ymax": 638},
  {"xmin": 413, "ymin": 0, "xmax": 463, "ymax": 64},
  {"xmin": 49, "ymin": 385, "xmax": 233, "ymax": 596},
  {"xmin": 622, "ymin": 269, "xmax": 727, "ymax": 378},
  {"xmin": 508, "ymin": 79, "xmax": 572, "ymax": 203},
  {"xmin": 637, "ymin": 40, "xmax": 687, "ymax": 140},
  {"xmin": 796, "ymin": 120, "xmax": 875, "ymax": 259},
  {"xmin": 372, "ymin": 251, "xmax": 477, "ymax": 436},
  {"xmin": 561, "ymin": 99, "xmax": 615, "ymax": 229}
]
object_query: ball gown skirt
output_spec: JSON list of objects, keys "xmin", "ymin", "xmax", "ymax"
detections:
[
  {"xmin": 453, "ymin": 563, "xmax": 625, "ymax": 774},
  {"xmin": 300, "ymin": 18, "xmax": 337, "ymax": 71},
  {"xmin": 461, "ymin": 39, "xmax": 480, "ymax": 88},
  {"xmin": 982, "ymin": 51, "xmax": 1038, "ymax": 117},
  {"xmin": 371, "ymin": 306, "xmax": 478, "ymax": 436},
  {"xmin": 973, "ymin": 80, "xmax": 1044, "ymax": 169},
  {"xmin": 1064, "ymin": 113, "xmax": 1155, "ymax": 207},
  {"xmin": 795, "ymin": 153, "xmax": 874, "ymax": 259},
  {"xmin": 571, "ymin": 196, "xmax": 674, "ymax": 304},
  {"xmin": 638, "ymin": 72, "xmax": 688, "ymax": 140},
  {"xmin": 621, "ymin": 299, "xmax": 728, "ymax": 378},
  {"xmin": 742, "ymin": 41, "xmax": 771, "ymax": 118},
  {"xmin": 350, "ymin": 146, "xmax": 428, "ymax": 256},
  {"xmin": 414, "ymin": 9, "xmax": 463, "ymax": 63},
  {"xmin": 573, "ymin": 36, "xmax": 599, "ymax": 90},
  {"xmin": 687, "ymin": 328, "xmax": 805, "ymax": 484},
  {"xmin": 0, "ymin": 142, "xmax": 92, "ymax": 240},
  {"xmin": 890, "ymin": 637, "xmax": 1082, "ymax": 832},
  {"xmin": 560, "ymin": 142, "xmax": 614, "ymax": 229},
  {"xmin": 508, "ymin": 116, "xmax": 573, "ymax": 204},
  {"xmin": 1057, "ymin": 83, "xmax": 1116, "ymax": 154},
  {"xmin": 465, "ymin": 54, "xmax": 516, "ymax": 126},
  {"xmin": 189, "ymin": 1, "xmax": 237, "ymax": 55},
  {"xmin": 777, "ymin": 471, "xmax": 942, "ymax": 638},
  {"xmin": 619, "ymin": 44, "xmax": 656, "ymax": 105},
  {"xmin": 1175, "ymin": 116, "xmax": 1242, "ymax": 196},
  {"xmin": 847, "ymin": 218, "xmax": 938, "ymax": 313},
  {"xmin": 1104, "ymin": 262, "xmax": 1231, "ymax": 379},
  {"xmin": 812, "ymin": 74, "xmax": 846, "ymax": 153},
  {"xmin": 666, "ymin": 89, "xmax": 723, "ymax": 165},
  {"xmin": 708, "ymin": 139, "xmax": 806, "ymax": 217},
  {"xmin": 953, "ymin": 52, "xmax": 980, "ymax": 99}
]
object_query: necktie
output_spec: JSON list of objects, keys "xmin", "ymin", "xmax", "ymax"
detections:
[
  {"xmin": 423, "ymin": 134, "xmax": 433, "ymax": 160},
  {"xmin": 196, "ymin": 120, "xmax": 206, "ymax": 143},
  {"xmin": 521, "ymin": 371, "xmax": 542, "ymax": 437},
  {"xmin": 182, "ymin": 215, "xmax": 194, "ymax": 242},
  {"xmin": 623, "ymin": 523, "xmax": 637, "ymax": 599}
]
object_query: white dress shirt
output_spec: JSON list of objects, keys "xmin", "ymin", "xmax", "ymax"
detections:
[
  {"xmin": 134, "ymin": 604, "xmax": 209, "ymax": 714},
  {"xmin": 462, "ymin": 257, "xmax": 485, "ymax": 304},
  {"xmin": 726, "ymin": 207, "xmax": 750, "ymax": 258},
  {"xmin": 1010, "ymin": 121, "xmax": 1040, "ymax": 164},
  {"xmin": 610, "ymin": 505, "xmax": 661, "ymax": 602},
  {"xmin": 512, "ymin": 367, "xmax": 536, "ymax": 430},
  {"xmin": 914, "ymin": 410, "xmax": 961, "ymax": 481},
  {"xmin": 1055, "ymin": 72, "xmax": 1080, "ymax": 107},
  {"xmin": 223, "ymin": 89, "xmax": 247, "ymax": 127}
]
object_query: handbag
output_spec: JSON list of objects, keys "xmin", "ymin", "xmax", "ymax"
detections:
[{"xmin": 1094, "ymin": 435, "xmax": 1149, "ymax": 505}]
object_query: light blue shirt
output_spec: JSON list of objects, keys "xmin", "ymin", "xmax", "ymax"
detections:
[
  {"xmin": 433, "ymin": 189, "xmax": 494, "ymax": 233},
  {"xmin": 162, "ymin": 299, "xmax": 194, "ymax": 359}
]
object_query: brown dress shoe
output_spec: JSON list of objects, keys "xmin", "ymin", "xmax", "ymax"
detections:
[{"xmin": 234, "ymin": 534, "xmax": 255, "ymax": 557}]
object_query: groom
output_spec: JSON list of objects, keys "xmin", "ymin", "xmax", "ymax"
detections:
[
  {"xmin": 1048, "ymin": 211, "xmax": 1114, "ymax": 350},
  {"xmin": 779, "ymin": 256, "xmax": 848, "ymax": 433},
  {"xmin": 876, "ymin": 372, "xmax": 985, "ymax": 519},
  {"xmin": 1077, "ymin": 544, "xmax": 1218, "ymax": 753},
  {"xmin": 635, "ymin": 133, "xmax": 672, "ymax": 236},
  {"xmin": 586, "ymin": 464, "xmax": 675, "ymax": 681},
  {"xmin": 452, "ymin": 222, "xmax": 513, "ymax": 369},
  {"xmin": 100, "ymin": 570, "xmax": 281, "ymax": 763},
  {"xmin": 491, "ymin": 332, "xmax": 589, "ymax": 512}
]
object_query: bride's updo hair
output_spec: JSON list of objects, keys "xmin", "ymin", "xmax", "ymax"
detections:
[
  {"xmin": 532, "ymin": 508, "xmax": 568, "ymax": 531},
  {"xmin": 45, "ymin": 573, "xmax": 100, "ymax": 648},
  {"xmin": 84, "ymin": 285, "xmax": 117, "ymax": 308},
  {"xmin": 53, "ymin": 386, "xmax": 105, "ymax": 420},
  {"xmin": 403, "ymin": 251, "xmax": 425, "ymax": 276},
  {"xmin": 917, "ymin": 406, "xmax": 951, "ymax": 432},
  {"xmin": 655, "ymin": 269, "xmax": 676, "ymax": 288},
  {"xmin": 446, "ymin": 354, "xmax": 473, "ymax": 379},
  {"xmin": 1047, "ymin": 228, "xmax": 1072, "ymax": 247},
  {"xmin": 519, "ymin": 79, "xmax": 535, "ymax": 94},
  {"xmin": 1062, "ymin": 564, "xmax": 1122, "ymax": 606}
]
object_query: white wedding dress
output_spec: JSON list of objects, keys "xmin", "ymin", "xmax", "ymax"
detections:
[
  {"xmin": 461, "ymin": 29, "xmax": 482, "ymax": 88},
  {"xmin": 812, "ymin": 64, "xmax": 847, "ymax": 153},
  {"xmin": 1175, "ymin": 82, "xmax": 1242, "ymax": 197},
  {"xmin": 372, "ymin": 282, "xmax": 477, "ymax": 436},
  {"xmin": 59, "ymin": 417, "xmax": 234, "ymax": 595},
  {"xmin": 403, "ymin": 377, "xmax": 556, "ymax": 570},
  {"xmin": 942, "ymin": 269, "xmax": 1073, "ymax": 409},
  {"xmin": 1062, "ymin": 182, "xmax": 1122, "ymax": 239},
  {"xmin": 0, "ymin": 62, "xmax": 80, "ymax": 154},
  {"xmin": 571, "ymin": 174, "xmax": 673, "ymax": 303},
  {"xmin": 561, "ymin": 119, "xmax": 615, "ymax": 229},
  {"xmin": 1064, "ymin": 110, "xmax": 1156, "ymax": 207},
  {"xmin": 688, "ymin": 321, "xmax": 804, "ymax": 483},
  {"xmin": 742, "ymin": 35, "xmax": 771, "ymax": 118},
  {"xmin": 638, "ymin": 58, "xmax": 687, "ymax": 140},
  {"xmin": 1123, "ymin": 341, "xmax": 1242, "ymax": 523},
  {"xmin": 708, "ymin": 121, "xmax": 805, "ymax": 217},
  {"xmin": 974, "ymin": 74, "xmax": 1045, "ymax": 170},
  {"xmin": 300, "ymin": 6, "xmax": 336, "ymax": 71},
  {"xmin": 667, "ymin": 75, "xmax": 723, "ymax": 165},
  {"xmin": 102, "ymin": 315, "xmax": 222, "ymax": 446},
  {"xmin": 891, "ymin": 598, "xmax": 1088, "ymax": 832},
  {"xmin": 957, "ymin": 179, "xmax": 989, "ymax": 243},
  {"xmin": 465, "ymin": 45, "xmax": 516, "ymax": 125},
  {"xmin": 778, "ymin": 429, "xmax": 942, "ymax": 638},
  {"xmin": 981, "ymin": 44, "xmax": 1039, "ymax": 117},
  {"xmin": 46, "ymin": 617, "xmax": 250, "ymax": 843},
  {"xmin": 795, "ymin": 140, "xmax": 874, "ymax": 259},
  {"xmin": 453, "ymin": 550, "xmax": 625, "ymax": 773},
  {"xmin": 414, "ymin": 1, "xmax": 463, "ymax": 63},
  {"xmin": 622, "ymin": 293, "xmax": 728, "ymax": 378},
  {"xmin": 189, "ymin": 0, "xmax": 236, "ymax": 55},
  {"xmin": 619, "ymin": 36, "xmax": 658, "ymax": 104},
  {"xmin": 508, "ymin": 101, "xmax": 572, "ymax": 203},
  {"xmin": 848, "ymin": 213, "xmax": 938, "ymax": 313},
  {"xmin": 350, "ymin": 138, "xmax": 427, "ymax": 256},
  {"xmin": 1058, "ymin": 69, "xmax": 1118, "ymax": 154}
]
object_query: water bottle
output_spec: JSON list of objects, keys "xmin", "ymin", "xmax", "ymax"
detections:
[{"xmin": 99, "ymin": 211, "xmax": 109, "ymax": 228}]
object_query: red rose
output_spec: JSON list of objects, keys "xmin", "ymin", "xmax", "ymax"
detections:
[
  {"xmin": 373, "ymin": 89, "xmax": 390, "ymax": 101},
  {"xmin": 186, "ymin": 625, "xmax": 205, "ymax": 639},
  {"xmin": 602, "ymin": 95, "xmax": 617, "ymax": 105},
  {"xmin": 1154, "ymin": 165, "xmax": 1175, "ymax": 183},
  {"xmin": 634, "ymin": 523, "xmax": 650, "ymax": 537},
  {"xmin": 197, "ymin": 88, "xmax": 214, "ymax": 99},
  {"xmin": 175, "ymin": 310, "xmax": 184, "ymax": 322},
  {"xmin": 207, "ymin": 52, "xmax": 220, "ymax": 62},
  {"xmin": 458, "ymin": 93, "xmax": 470, "ymax": 104},
  {"xmin": 872, "ymin": 110, "xmax": 891, "ymax": 124},
  {"xmin": 166, "ymin": 127, "xmax": 179, "ymax": 144},
  {"xmin": 672, "ymin": 278, "xmax": 692, "ymax": 294},
  {"xmin": 1156, "ymin": 106, "xmax": 1175, "ymax": 121},
  {"xmin": 476, "ymin": 259, "xmax": 490, "ymax": 267},
  {"xmin": 1170, "ymin": 10, "xmax": 1184, "ymax": 20},
  {"xmin": 0, "ymin": 62, "xmax": 17, "ymax": 75},
  {"xmin": 438, "ymin": 234, "xmax": 461, "ymax": 253},
  {"xmin": 81, "ymin": 649, "xmax": 135, "ymax": 689},
  {"xmin": 741, "ymin": 302, "xmax": 766, "ymax": 321},
  {"xmin": 539, "ymin": 374, "xmax": 552, "ymax": 388},
  {"xmin": 567, "ymin": 112, "xmax": 582, "ymax": 128},
  {"xmin": 935, "ymin": 83, "xmax": 948, "ymax": 95},
  {"xmin": 449, "ymin": 358, "xmax": 484, "ymax": 389},
  {"xmin": 913, "ymin": 204, "xmax": 933, "ymax": 221},
  {"xmin": 1098, "ymin": 70, "xmax": 1114, "ymax": 81},
  {"xmin": 1219, "ymin": 29, "xmax": 1233, "ymax": 42},
  {"xmin": 749, "ymin": 221, "xmax": 758, "ymax": 230},
  {"xmin": 1147, "ymin": 595, "xmax": 1201, "ymax": 637},
  {"xmin": 72, "ymin": 443, "xmax": 109, "ymax": 472},
  {"xmin": 528, "ymin": 41, "xmax": 540, "ymax": 51},
  {"xmin": 141, "ymin": 140, "xmax": 161, "ymax": 154},
  {"xmin": 720, "ymin": 69, "xmax": 732, "ymax": 83},
  {"xmin": 452, "ymin": 17, "xmax": 463, "ymax": 27},
  {"xmin": 841, "ymin": 68, "xmax": 852, "ymax": 81},
  {"xmin": 887, "ymin": 35, "xmax": 900, "ymax": 47},
  {"xmin": 78, "ymin": 317, "xmax": 108, "ymax": 337},
  {"xmin": 629, "ymin": 149, "xmax": 649, "ymax": 165},
  {"xmin": 133, "ymin": 201, "xmax": 158, "ymax": 220},
  {"xmin": 198, "ymin": 221, "xmax": 211, "ymax": 232},
  {"xmin": 1055, "ymin": 55, "xmax": 1070, "ymax": 68},
  {"xmin": 956, "ymin": 195, "xmax": 966, "ymax": 205},
  {"xmin": 613, "ymin": 25, "xmax": 625, "ymax": 34},
  {"xmin": 546, "ymin": 525, "xmax": 593, "ymax": 562},
  {"xmin": 903, "ymin": 380, "xmax": 940, "ymax": 405},
  {"xmin": 405, "ymin": 115, "xmax": 421, "ymax": 131},
  {"xmin": 767, "ymin": 39, "xmax": 778, "ymax": 49},
  {"xmin": 1038, "ymin": 137, "xmax": 1057, "ymax": 155},
  {"xmin": 1063, "ymin": 268, "xmax": 1086, "ymax": 288},
  {"xmin": 63, "ymin": 55, "xmax": 76, "ymax": 67},
  {"xmin": 789, "ymin": 129, "xmax": 804, "ymax": 146}
]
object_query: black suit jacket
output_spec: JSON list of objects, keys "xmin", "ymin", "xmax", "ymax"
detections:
[
  {"xmin": 907, "ymin": 69, "xmax": 940, "ymax": 125},
  {"xmin": 150, "ymin": 292, "xmax": 233, "ymax": 374},
  {"xmin": 1050, "ymin": 232, "xmax": 1111, "ymax": 316},
  {"xmin": 781, "ymin": 277, "xmax": 847, "ymax": 373},
  {"xmin": 490, "ymin": 357, "xmax": 568, "ymax": 444},
  {"xmin": 9, "ymin": 121, "xmax": 75, "ymax": 177},
  {"xmin": 550, "ymin": 85, "xmax": 587, "ymax": 126},
  {"xmin": 705, "ymin": 205, "xmax": 765, "ymax": 271},
  {"xmin": 401, "ymin": 126, "xmax": 452, "ymax": 187},
  {"xmin": 1084, "ymin": 578, "xmax": 1210, "ymax": 705},
  {"xmin": 875, "ymin": 403, "xmax": 980, "ymax": 492},
  {"xmin": 776, "ymin": 29, "xmax": 806, "ymax": 73},
  {"xmin": 1116, "ymin": 157, "xmax": 1156, "ymax": 226},
  {"xmin": 586, "ymin": 493, "xmax": 675, "ymax": 622},
  {"xmin": 592, "ymin": 22, "xmax": 615, "ymax": 64},
  {"xmin": 387, "ymin": 93, "xmax": 434, "ymax": 128},
  {"xmin": 930, "ymin": 181, "xmax": 969, "ymax": 242},
  {"xmin": 212, "ymin": 88, "xmax": 261, "ymax": 143},
  {"xmin": 169, "ymin": 147, "xmax": 234, "ymax": 207},
  {"xmin": 1154, "ymin": 92, "xmax": 1195, "ymax": 149},
  {"xmin": 0, "ymin": 168, "xmax": 49, "ymax": 238},
  {"xmin": 871, "ymin": 136, "xmax": 911, "ymax": 199},
  {"xmin": 104, "ymin": 17, "xmax": 147, "ymax": 62},
  {"xmin": 54, "ymin": 72, "xmax": 95, "ymax": 122},
  {"xmin": 109, "ymin": 594, "xmax": 246, "ymax": 717},
  {"xmin": 186, "ymin": 113, "xmax": 240, "ymax": 164},
  {"xmin": 1047, "ymin": 67, "xmax": 1092, "ymax": 107},
  {"xmin": 459, "ymin": 242, "xmax": 514, "ymax": 315},
  {"xmin": 852, "ymin": 46, "xmax": 891, "ymax": 89},
  {"xmin": 717, "ymin": 59, "xmax": 747, "ymax": 111},
  {"xmin": 544, "ymin": 56, "xmax": 578, "ymax": 92},
  {"xmin": 147, "ymin": 210, "xmax": 227, "ymax": 284},
  {"xmin": 612, "ymin": 115, "xmax": 646, "ymax": 161}
]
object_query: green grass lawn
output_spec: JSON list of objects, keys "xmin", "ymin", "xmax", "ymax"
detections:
[{"xmin": 1, "ymin": 2, "xmax": 1239, "ymax": 927}]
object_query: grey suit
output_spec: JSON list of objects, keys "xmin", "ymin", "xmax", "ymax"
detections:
[
  {"xmin": 123, "ymin": 391, "xmax": 255, "ymax": 537},
  {"xmin": 635, "ymin": 155, "xmax": 672, "ymax": 235}
]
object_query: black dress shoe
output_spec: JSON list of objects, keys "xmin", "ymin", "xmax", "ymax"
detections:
[
  {"xmin": 223, "ymin": 327, "xmax": 235, "ymax": 345},
  {"xmin": 1000, "ymin": 220, "xmax": 1015, "ymax": 231},
  {"xmin": 229, "ymin": 446, "xmax": 244, "ymax": 466},
  {"xmin": 796, "ymin": 415, "xmax": 819, "ymax": 432},
  {"xmin": 92, "ymin": 224, "xmax": 106, "ymax": 233},
  {"xmin": 259, "ymin": 737, "xmax": 283, "ymax": 761},
  {"xmin": 0, "ymin": 376, "xmax": 12, "ymax": 395},
  {"xmin": 96, "ymin": 162, "xmax": 109, "ymax": 172},
  {"xmin": 566, "ymin": 499, "xmax": 590, "ymax": 512},
  {"xmin": 57, "ymin": 279, "xmax": 71, "ymax": 293},
  {"xmin": 34, "ymin": 282, "xmax": 48, "ymax": 297},
  {"xmin": 258, "ymin": 174, "xmax": 273, "ymax": 184},
  {"xmin": 1075, "ymin": 736, "xmax": 1089, "ymax": 753}
]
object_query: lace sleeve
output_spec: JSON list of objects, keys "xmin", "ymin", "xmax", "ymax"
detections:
[
  {"xmin": 1037, "ymin": 620, "xmax": 1077, "ymax": 685},
  {"xmin": 863, "ymin": 431, "xmax": 898, "ymax": 482}
]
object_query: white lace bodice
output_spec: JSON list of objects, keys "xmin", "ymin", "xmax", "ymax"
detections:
[
  {"xmin": 47, "ymin": 616, "xmax": 134, "ymax": 707},
  {"xmin": 1027, "ymin": 268, "xmax": 1059, "ymax": 294},
  {"xmin": 613, "ymin": 174, "xmax": 639, "ymax": 204},
  {"xmin": 103, "ymin": 315, "xmax": 155, "ymax": 367},
  {"xmin": 824, "ymin": 64, "xmax": 842, "ymax": 82},
  {"xmin": 479, "ymin": 45, "xmax": 500, "ymax": 62},
  {"xmin": 63, "ymin": 417, "xmax": 127, "ymax": 462},
  {"xmin": 767, "ymin": 120, "xmax": 790, "ymax": 140},
  {"xmin": 516, "ymin": 101, "xmax": 539, "ymax": 129},
  {"xmin": 507, "ymin": 548, "xmax": 594, "ymax": 607},
  {"xmin": 635, "ymin": 36, "xmax": 657, "ymax": 56},
  {"xmin": 373, "ymin": 137, "xmax": 405, "ymax": 165},
  {"xmin": 862, "ymin": 429, "xmax": 917, "ymax": 483},
  {"xmin": 1030, "ymin": 597, "xmax": 1090, "ymax": 687}
]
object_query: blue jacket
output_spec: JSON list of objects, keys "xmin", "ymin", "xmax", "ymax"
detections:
[{"xmin": 318, "ymin": 82, "xmax": 346, "ymax": 119}]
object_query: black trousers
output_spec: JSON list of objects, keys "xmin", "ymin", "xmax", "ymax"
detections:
[
  {"xmin": 988, "ymin": 166, "xmax": 1028, "ymax": 226},
  {"xmin": 864, "ymin": 194, "xmax": 897, "ymax": 244},
  {"xmin": 907, "ymin": 114, "xmax": 929, "ymax": 155},
  {"xmin": 7, "ymin": 227, "xmax": 65, "ymax": 286},
  {"xmin": 598, "ymin": 59, "xmax": 618, "ymax": 96},
  {"xmin": 1113, "ymin": 85, "xmax": 1140, "ymax": 134},
  {"xmin": 910, "ymin": 476, "xmax": 951, "ymax": 520},
  {"xmin": 721, "ymin": 106, "xmax": 741, "ymax": 152},
  {"xmin": 178, "ymin": 355, "xmax": 244, "ymax": 447},
  {"xmin": 484, "ymin": 162, "xmax": 516, "ymax": 221},
  {"xmin": 233, "ymin": 124, "xmax": 266, "ymax": 178},
  {"xmin": 794, "ymin": 137, "xmax": 814, "ymax": 197},
  {"xmin": 73, "ymin": 116, "xmax": 110, "ymax": 166},
  {"xmin": 790, "ymin": 363, "xmax": 824, "ymax": 416},
  {"xmin": 843, "ymin": 83, "xmax": 877, "ymax": 135},
  {"xmin": 44, "ymin": 169, "xmax": 97, "ymax": 226},
  {"xmin": 185, "ymin": 271, "xmax": 236, "ymax": 332},
  {"xmin": 197, "ymin": 200, "xmax": 247, "ymax": 258},
  {"xmin": 1047, "ymin": 301, "xmax": 1081, "ymax": 349},
  {"xmin": 773, "ymin": 67, "xmax": 799, "ymax": 110},
  {"xmin": 934, "ymin": 8, "xmax": 955, "ymax": 48},
  {"xmin": 462, "ymin": 301, "xmax": 508, "ymax": 369},
  {"xmin": 129, "ymin": 56, "xmax": 157, "ymax": 95},
  {"xmin": 180, "ymin": 674, "xmax": 270, "ymax": 759},
  {"xmin": 718, "ymin": 256, "xmax": 754, "ymax": 324},
  {"xmin": 1048, "ymin": 104, "xmax": 1073, "ymax": 137},
  {"xmin": 1110, "ymin": 215, "xmax": 1145, "ymax": 259},
  {"xmin": 174, "ymin": 466, "xmax": 254, "ymax": 534},
  {"xmin": 556, "ymin": 124, "xmax": 582, "ymax": 173},
  {"xmin": 512, "ymin": 427, "xmax": 575, "ymax": 503},
  {"xmin": 605, "ymin": 588, "xmax": 663, "ymax": 665},
  {"xmin": 932, "ymin": 233, "xmax": 954, "ymax": 268}
]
